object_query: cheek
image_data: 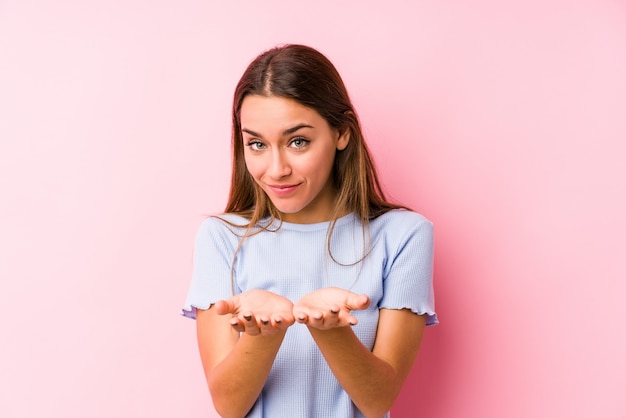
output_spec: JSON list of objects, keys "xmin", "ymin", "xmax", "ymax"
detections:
[{"xmin": 312, "ymin": 148, "xmax": 336, "ymax": 174}]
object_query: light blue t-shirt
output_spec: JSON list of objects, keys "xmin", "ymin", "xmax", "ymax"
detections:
[{"xmin": 182, "ymin": 209, "xmax": 437, "ymax": 418}]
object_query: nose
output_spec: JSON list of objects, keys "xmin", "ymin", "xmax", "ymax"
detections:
[{"xmin": 267, "ymin": 150, "xmax": 291, "ymax": 179}]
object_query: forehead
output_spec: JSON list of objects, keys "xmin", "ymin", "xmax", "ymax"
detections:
[{"xmin": 240, "ymin": 95, "xmax": 326, "ymax": 132}]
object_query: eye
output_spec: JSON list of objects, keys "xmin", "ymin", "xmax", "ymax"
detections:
[
  {"xmin": 289, "ymin": 137, "xmax": 310, "ymax": 149},
  {"xmin": 245, "ymin": 140, "xmax": 266, "ymax": 151}
]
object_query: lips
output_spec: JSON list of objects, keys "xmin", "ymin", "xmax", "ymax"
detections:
[{"xmin": 267, "ymin": 183, "xmax": 300, "ymax": 196}]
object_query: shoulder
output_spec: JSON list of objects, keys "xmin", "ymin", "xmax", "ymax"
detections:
[
  {"xmin": 368, "ymin": 209, "xmax": 434, "ymax": 254},
  {"xmin": 194, "ymin": 213, "xmax": 250, "ymax": 245},
  {"xmin": 371, "ymin": 209, "xmax": 433, "ymax": 234},
  {"xmin": 198, "ymin": 213, "xmax": 249, "ymax": 230}
]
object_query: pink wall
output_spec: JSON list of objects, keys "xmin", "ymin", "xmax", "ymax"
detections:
[{"xmin": 1, "ymin": 1, "xmax": 624, "ymax": 417}]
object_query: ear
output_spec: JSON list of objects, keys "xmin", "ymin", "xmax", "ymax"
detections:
[{"xmin": 336, "ymin": 128, "xmax": 350, "ymax": 151}]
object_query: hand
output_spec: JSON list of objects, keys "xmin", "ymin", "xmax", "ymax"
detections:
[
  {"xmin": 214, "ymin": 289, "xmax": 295, "ymax": 336},
  {"xmin": 293, "ymin": 287, "xmax": 370, "ymax": 330}
]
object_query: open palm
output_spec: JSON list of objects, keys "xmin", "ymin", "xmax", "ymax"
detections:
[
  {"xmin": 215, "ymin": 289, "xmax": 295, "ymax": 336},
  {"xmin": 293, "ymin": 287, "xmax": 370, "ymax": 330}
]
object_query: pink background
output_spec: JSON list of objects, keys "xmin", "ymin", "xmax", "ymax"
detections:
[{"xmin": 1, "ymin": 1, "xmax": 625, "ymax": 417}]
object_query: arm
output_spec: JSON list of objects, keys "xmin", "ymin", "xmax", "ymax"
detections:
[
  {"xmin": 294, "ymin": 290, "xmax": 426, "ymax": 418},
  {"xmin": 196, "ymin": 290, "xmax": 295, "ymax": 418},
  {"xmin": 310, "ymin": 309, "xmax": 426, "ymax": 418}
]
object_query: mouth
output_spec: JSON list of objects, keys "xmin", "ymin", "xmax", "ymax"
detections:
[{"xmin": 267, "ymin": 183, "xmax": 301, "ymax": 196}]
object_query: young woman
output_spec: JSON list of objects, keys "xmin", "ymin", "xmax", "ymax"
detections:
[{"xmin": 182, "ymin": 44, "xmax": 437, "ymax": 418}]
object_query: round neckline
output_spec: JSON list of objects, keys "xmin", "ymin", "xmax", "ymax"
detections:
[{"xmin": 269, "ymin": 212, "xmax": 358, "ymax": 232}]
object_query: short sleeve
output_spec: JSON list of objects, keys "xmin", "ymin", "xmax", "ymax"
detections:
[
  {"xmin": 379, "ymin": 218, "xmax": 438, "ymax": 326},
  {"xmin": 181, "ymin": 217, "xmax": 238, "ymax": 319}
]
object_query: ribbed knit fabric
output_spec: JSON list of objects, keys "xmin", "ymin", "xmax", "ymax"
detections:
[{"xmin": 182, "ymin": 209, "xmax": 437, "ymax": 417}]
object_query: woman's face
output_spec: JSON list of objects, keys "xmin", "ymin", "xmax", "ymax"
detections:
[{"xmin": 240, "ymin": 95, "xmax": 349, "ymax": 224}]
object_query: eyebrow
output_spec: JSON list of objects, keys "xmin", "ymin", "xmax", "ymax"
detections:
[{"xmin": 242, "ymin": 123, "xmax": 314, "ymax": 138}]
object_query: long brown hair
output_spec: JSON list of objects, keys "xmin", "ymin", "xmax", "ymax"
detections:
[{"xmin": 225, "ymin": 44, "xmax": 403, "ymax": 233}]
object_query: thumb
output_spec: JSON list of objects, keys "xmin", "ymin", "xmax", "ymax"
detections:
[
  {"xmin": 213, "ymin": 298, "xmax": 236, "ymax": 315},
  {"xmin": 347, "ymin": 293, "xmax": 370, "ymax": 311}
]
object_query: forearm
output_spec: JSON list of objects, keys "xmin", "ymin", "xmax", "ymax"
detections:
[
  {"xmin": 307, "ymin": 327, "xmax": 406, "ymax": 418},
  {"xmin": 207, "ymin": 331, "xmax": 286, "ymax": 418}
]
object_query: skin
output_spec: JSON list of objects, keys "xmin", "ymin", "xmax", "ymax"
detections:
[
  {"xmin": 196, "ymin": 95, "xmax": 427, "ymax": 418},
  {"xmin": 239, "ymin": 94, "xmax": 350, "ymax": 224}
]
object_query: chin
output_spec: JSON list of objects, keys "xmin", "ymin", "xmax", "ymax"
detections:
[
  {"xmin": 270, "ymin": 201, "xmax": 308, "ymax": 216},
  {"xmin": 274, "ymin": 206, "xmax": 304, "ymax": 216}
]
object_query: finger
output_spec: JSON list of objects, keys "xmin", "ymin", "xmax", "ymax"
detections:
[
  {"xmin": 347, "ymin": 294, "xmax": 370, "ymax": 311},
  {"xmin": 321, "ymin": 309, "xmax": 342, "ymax": 328},
  {"xmin": 273, "ymin": 313, "xmax": 295, "ymax": 328},
  {"xmin": 311, "ymin": 310, "xmax": 323, "ymax": 321},
  {"xmin": 271, "ymin": 314, "xmax": 284, "ymax": 326},
  {"xmin": 332, "ymin": 308, "xmax": 358, "ymax": 326},
  {"xmin": 229, "ymin": 317, "xmax": 245, "ymax": 332},
  {"xmin": 324, "ymin": 310, "xmax": 355, "ymax": 327},
  {"xmin": 258, "ymin": 315, "xmax": 278, "ymax": 335},
  {"xmin": 241, "ymin": 312, "xmax": 261, "ymax": 335},
  {"xmin": 294, "ymin": 310, "xmax": 309, "ymax": 324},
  {"xmin": 300, "ymin": 311, "xmax": 325, "ymax": 328},
  {"xmin": 214, "ymin": 299, "xmax": 236, "ymax": 315}
]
